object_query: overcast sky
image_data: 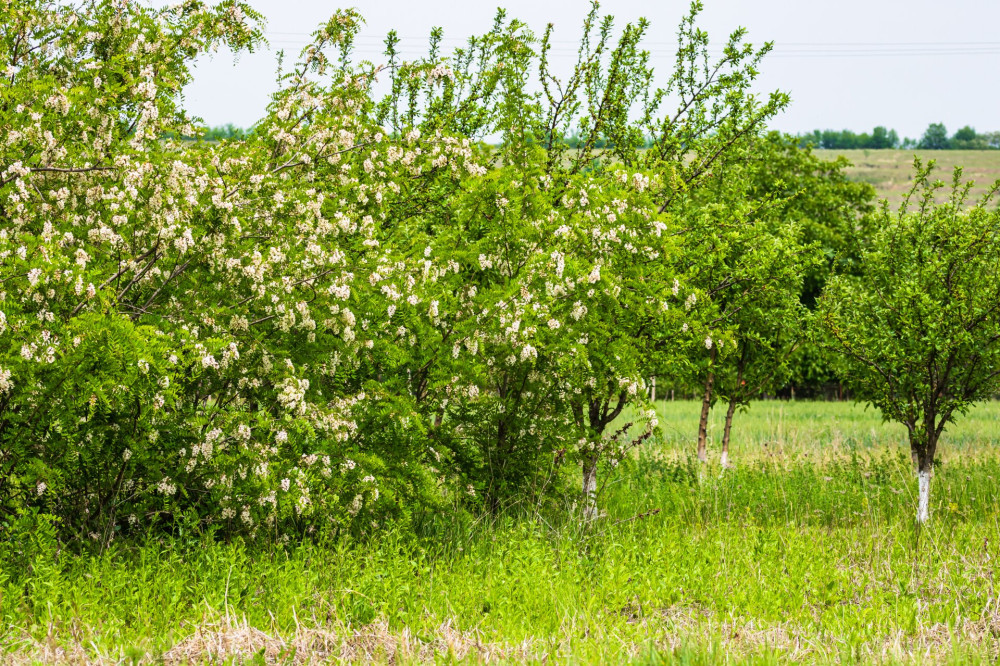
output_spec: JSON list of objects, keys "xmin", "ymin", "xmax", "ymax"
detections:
[{"xmin": 183, "ymin": 0, "xmax": 1000, "ymax": 140}]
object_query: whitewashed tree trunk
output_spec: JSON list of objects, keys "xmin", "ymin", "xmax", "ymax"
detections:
[
  {"xmin": 582, "ymin": 459, "xmax": 597, "ymax": 522},
  {"xmin": 720, "ymin": 398, "xmax": 737, "ymax": 469},
  {"xmin": 697, "ymin": 348, "xmax": 717, "ymax": 463},
  {"xmin": 917, "ymin": 468, "xmax": 930, "ymax": 524}
]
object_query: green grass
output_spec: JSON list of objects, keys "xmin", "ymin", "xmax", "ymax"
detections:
[
  {"xmin": 3, "ymin": 400, "xmax": 1000, "ymax": 664},
  {"xmin": 814, "ymin": 149, "xmax": 1000, "ymax": 208}
]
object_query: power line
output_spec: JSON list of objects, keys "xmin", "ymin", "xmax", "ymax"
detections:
[
  {"xmin": 263, "ymin": 32, "xmax": 1000, "ymax": 58},
  {"xmin": 266, "ymin": 31, "xmax": 1000, "ymax": 48},
  {"xmin": 265, "ymin": 42, "xmax": 1000, "ymax": 59}
]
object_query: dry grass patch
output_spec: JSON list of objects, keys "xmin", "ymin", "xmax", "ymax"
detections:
[{"xmin": 5, "ymin": 610, "xmax": 1000, "ymax": 664}]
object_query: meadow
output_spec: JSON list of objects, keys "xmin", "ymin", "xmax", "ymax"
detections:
[
  {"xmin": 3, "ymin": 400, "xmax": 1000, "ymax": 665},
  {"xmin": 6, "ymin": 4, "xmax": 1000, "ymax": 664},
  {"xmin": 816, "ymin": 149, "xmax": 1000, "ymax": 207}
]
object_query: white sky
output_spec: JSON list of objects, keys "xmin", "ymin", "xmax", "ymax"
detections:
[{"xmin": 183, "ymin": 0, "xmax": 1000, "ymax": 140}]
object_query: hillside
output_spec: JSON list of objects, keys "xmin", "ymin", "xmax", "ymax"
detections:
[{"xmin": 816, "ymin": 149, "xmax": 1000, "ymax": 207}]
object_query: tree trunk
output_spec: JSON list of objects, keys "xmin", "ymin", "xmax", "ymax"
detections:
[
  {"xmin": 912, "ymin": 424, "xmax": 938, "ymax": 524},
  {"xmin": 721, "ymin": 348, "xmax": 745, "ymax": 470},
  {"xmin": 697, "ymin": 350, "xmax": 716, "ymax": 463},
  {"xmin": 582, "ymin": 456, "xmax": 598, "ymax": 523},
  {"xmin": 721, "ymin": 398, "xmax": 737, "ymax": 468},
  {"xmin": 650, "ymin": 376, "xmax": 656, "ymax": 403},
  {"xmin": 917, "ymin": 466, "xmax": 930, "ymax": 524}
]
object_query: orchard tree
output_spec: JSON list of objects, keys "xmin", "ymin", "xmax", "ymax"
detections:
[
  {"xmin": 689, "ymin": 133, "xmax": 872, "ymax": 464},
  {"xmin": 819, "ymin": 162, "xmax": 1000, "ymax": 523},
  {"xmin": 751, "ymin": 133, "xmax": 874, "ymax": 398},
  {"xmin": 711, "ymin": 262, "xmax": 812, "ymax": 468},
  {"xmin": 678, "ymin": 144, "xmax": 816, "ymax": 463}
]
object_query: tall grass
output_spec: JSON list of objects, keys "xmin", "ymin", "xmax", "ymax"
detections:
[{"xmin": 3, "ymin": 400, "xmax": 1000, "ymax": 664}]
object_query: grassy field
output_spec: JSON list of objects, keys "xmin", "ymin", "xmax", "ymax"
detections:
[
  {"xmin": 815, "ymin": 149, "xmax": 1000, "ymax": 208},
  {"xmin": 3, "ymin": 400, "xmax": 1000, "ymax": 664}
]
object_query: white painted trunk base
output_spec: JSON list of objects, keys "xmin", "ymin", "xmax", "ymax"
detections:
[
  {"xmin": 582, "ymin": 463, "xmax": 597, "ymax": 522},
  {"xmin": 917, "ymin": 469, "xmax": 930, "ymax": 523},
  {"xmin": 720, "ymin": 450, "xmax": 730, "ymax": 469}
]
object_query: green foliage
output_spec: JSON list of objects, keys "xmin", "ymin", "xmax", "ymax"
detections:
[
  {"xmin": 918, "ymin": 122, "xmax": 950, "ymax": 150},
  {"xmin": 819, "ymin": 161, "xmax": 1000, "ymax": 517}
]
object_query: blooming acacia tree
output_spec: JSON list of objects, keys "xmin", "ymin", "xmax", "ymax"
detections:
[
  {"xmin": 362, "ymin": 1, "xmax": 788, "ymax": 518},
  {"xmin": 0, "ymin": 2, "xmax": 487, "ymax": 539},
  {"xmin": 0, "ymin": 0, "xmax": 274, "ymax": 539}
]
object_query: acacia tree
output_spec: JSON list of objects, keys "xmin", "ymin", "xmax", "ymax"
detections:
[
  {"xmin": 366, "ymin": 0, "xmax": 787, "ymax": 518},
  {"xmin": 0, "ymin": 1, "xmax": 489, "ymax": 540},
  {"xmin": 819, "ymin": 162, "xmax": 1000, "ymax": 523}
]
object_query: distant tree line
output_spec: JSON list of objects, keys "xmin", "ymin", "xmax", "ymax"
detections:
[
  {"xmin": 162, "ymin": 123, "xmax": 251, "ymax": 141},
  {"xmin": 194, "ymin": 124, "xmax": 1000, "ymax": 151},
  {"xmin": 798, "ymin": 124, "xmax": 1000, "ymax": 150}
]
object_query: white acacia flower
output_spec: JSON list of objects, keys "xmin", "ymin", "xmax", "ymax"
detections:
[
  {"xmin": 550, "ymin": 251, "xmax": 565, "ymax": 278},
  {"xmin": 348, "ymin": 494, "xmax": 363, "ymax": 516}
]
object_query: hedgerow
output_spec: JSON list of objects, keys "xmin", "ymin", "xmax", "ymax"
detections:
[{"xmin": 15, "ymin": 0, "xmax": 989, "ymax": 541}]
